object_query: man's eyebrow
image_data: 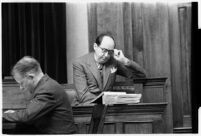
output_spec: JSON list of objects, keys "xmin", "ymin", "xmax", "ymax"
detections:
[{"xmin": 104, "ymin": 48, "xmax": 114, "ymax": 51}]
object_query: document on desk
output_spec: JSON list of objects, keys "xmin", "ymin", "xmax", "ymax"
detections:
[{"xmin": 90, "ymin": 92, "xmax": 142, "ymax": 105}]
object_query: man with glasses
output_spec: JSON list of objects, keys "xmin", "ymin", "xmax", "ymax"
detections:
[
  {"xmin": 73, "ymin": 33, "xmax": 146, "ymax": 105},
  {"xmin": 3, "ymin": 56, "xmax": 77, "ymax": 134}
]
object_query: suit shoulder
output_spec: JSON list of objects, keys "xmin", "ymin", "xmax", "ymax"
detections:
[
  {"xmin": 73, "ymin": 53, "xmax": 92, "ymax": 65},
  {"xmin": 36, "ymin": 77, "xmax": 63, "ymax": 94}
]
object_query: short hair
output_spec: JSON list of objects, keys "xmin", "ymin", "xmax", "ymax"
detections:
[
  {"xmin": 11, "ymin": 56, "xmax": 42, "ymax": 77},
  {"xmin": 95, "ymin": 33, "xmax": 116, "ymax": 47}
]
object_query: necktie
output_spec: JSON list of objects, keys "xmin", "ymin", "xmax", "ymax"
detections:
[{"xmin": 98, "ymin": 64, "xmax": 103, "ymax": 86}]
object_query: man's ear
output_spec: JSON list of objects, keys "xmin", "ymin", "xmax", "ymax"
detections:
[{"xmin": 93, "ymin": 43, "xmax": 98, "ymax": 50}]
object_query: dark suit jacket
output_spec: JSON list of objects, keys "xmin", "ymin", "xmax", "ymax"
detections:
[
  {"xmin": 3, "ymin": 74, "xmax": 77, "ymax": 134},
  {"xmin": 73, "ymin": 52, "xmax": 146, "ymax": 104}
]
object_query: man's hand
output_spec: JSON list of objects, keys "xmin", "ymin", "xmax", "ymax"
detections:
[
  {"xmin": 4, "ymin": 110, "xmax": 15, "ymax": 113},
  {"xmin": 113, "ymin": 49, "xmax": 130, "ymax": 65}
]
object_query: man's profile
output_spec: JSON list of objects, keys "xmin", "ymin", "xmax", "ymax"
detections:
[
  {"xmin": 73, "ymin": 33, "xmax": 146, "ymax": 105},
  {"xmin": 3, "ymin": 56, "xmax": 77, "ymax": 134}
]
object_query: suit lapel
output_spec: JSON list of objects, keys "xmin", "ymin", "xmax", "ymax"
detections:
[
  {"xmin": 103, "ymin": 62, "xmax": 113, "ymax": 89},
  {"xmin": 86, "ymin": 53, "xmax": 103, "ymax": 89},
  {"xmin": 103, "ymin": 58, "xmax": 118, "ymax": 90}
]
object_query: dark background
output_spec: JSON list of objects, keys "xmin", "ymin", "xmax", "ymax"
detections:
[{"xmin": 2, "ymin": 3, "xmax": 67, "ymax": 83}]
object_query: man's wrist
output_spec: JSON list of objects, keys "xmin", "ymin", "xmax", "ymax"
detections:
[{"xmin": 123, "ymin": 58, "xmax": 130, "ymax": 66}]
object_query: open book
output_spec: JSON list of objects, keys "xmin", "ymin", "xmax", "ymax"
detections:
[{"xmin": 90, "ymin": 92, "xmax": 142, "ymax": 105}]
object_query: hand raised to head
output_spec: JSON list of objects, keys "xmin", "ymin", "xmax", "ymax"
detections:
[{"xmin": 113, "ymin": 49, "xmax": 129, "ymax": 65}]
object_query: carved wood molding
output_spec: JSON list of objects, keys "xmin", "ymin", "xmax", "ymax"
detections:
[
  {"xmin": 133, "ymin": 77, "xmax": 167, "ymax": 86},
  {"xmin": 72, "ymin": 103, "xmax": 167, "ymax": 116}
]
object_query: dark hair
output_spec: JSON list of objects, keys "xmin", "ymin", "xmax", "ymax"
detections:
[
  {"xmin": 11, "ymin": 56, "xmax": 42, "ymax": 77},
  {"xmin": 95, "ymin": 33, "xmax": 116, "ymax": 47}
]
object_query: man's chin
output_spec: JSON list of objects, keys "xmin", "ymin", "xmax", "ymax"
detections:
[{"xmin": 99, "ymin": 59, "xmax": 108, "ymax": 64}]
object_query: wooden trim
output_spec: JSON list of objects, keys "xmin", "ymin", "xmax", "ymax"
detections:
[
  {"xmin": 133, "ymin": 77, "xmax": 167, "ymax": 86},
  {"xmin": 72, "ymin": 103, "xmax": 167, "ymax": 116}
]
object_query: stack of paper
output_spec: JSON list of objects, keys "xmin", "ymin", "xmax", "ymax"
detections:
[
  {"xmin": 90, "ymin": 92, "xmax": 142, "ymax": 105},
  {"xmin": 102, "ymin": 92, "xmax": 141, "ymax": 105}
]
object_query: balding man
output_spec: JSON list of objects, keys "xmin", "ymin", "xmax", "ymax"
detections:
[
  {"xmin": 73, "ymin": 33, "xmax": 146, "ymax": 105},
  {"xmin": 3, "ymin": 56, "xmax": 77, "ymax": 134}
]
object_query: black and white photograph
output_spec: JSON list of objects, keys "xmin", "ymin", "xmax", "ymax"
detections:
[{"xmin": 1, "ymin": 0, "xmax": 200, "ymax": 134}]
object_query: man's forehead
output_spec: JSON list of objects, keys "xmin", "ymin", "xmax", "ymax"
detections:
[{"xmin": 100, "ymin": 36, "xmax": 115, "ymax": 50}]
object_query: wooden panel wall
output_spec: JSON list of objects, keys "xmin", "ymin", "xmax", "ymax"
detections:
[
  {"xmin": 87, "ymin": 2, "xmax": 192, "ymax": 129},
  {"xmin": 178, "ymin": 4, "xmax": 192, "ymax": 116},
  {"xmin": 168, "ymin": 3, "xmax": 184, "ymax": 127},
  {"xmin": 168, "ymin": 3, "xmax": 192, "ymax": 128},
  {"xmin": 132, "ymin": 3, "xmax": 144, "ymax": 66},
  {"xmin": 87, "ymin": 3, "xmax": 97, "ymax": 51},
  {"xmin": 140, "ymin": 3, "xmax": 173, "ymax": 132}
]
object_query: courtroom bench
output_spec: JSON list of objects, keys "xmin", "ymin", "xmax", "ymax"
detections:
[
  {"xmin": 3, "ymin": 77, "xmax": 171, "ymax": 133},
  {"xmin": 73, "ymin": 102, "xmax": 167, "ymax": 133}
]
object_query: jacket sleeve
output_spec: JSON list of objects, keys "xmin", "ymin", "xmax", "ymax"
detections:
[
  {"xmin": 73, "ymin": 61, "xmax": 99, "ymax": 102},
  {"xmin": 3, "ymin": 91, "xmax": 58, "ymax": 123},
  {"xmin": 116, "ymin": 59, "xmax": 146, "ymax": 79}
]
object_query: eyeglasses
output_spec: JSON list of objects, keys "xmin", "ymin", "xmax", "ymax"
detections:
[{"xmin": 99, "ymin": 46, "xmax": 114, "ymax": 55}]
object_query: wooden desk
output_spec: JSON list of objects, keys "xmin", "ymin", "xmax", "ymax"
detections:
[
  {"xmin": 73, "ymin": 103, "xmax": 167, "ymax": 134},
  {"xmin": 3, "ymin": 102, "xmax": 167, "ymax": 134}
]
